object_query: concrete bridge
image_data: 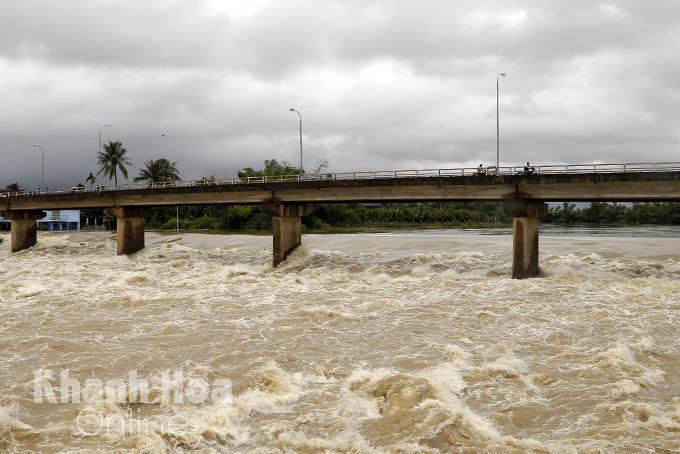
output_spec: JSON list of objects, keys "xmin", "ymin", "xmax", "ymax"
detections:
[{"xmin": 2, "ymin": 162, "xmax": 680, "ymax": 278}]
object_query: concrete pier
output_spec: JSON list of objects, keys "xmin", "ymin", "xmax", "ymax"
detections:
[
  {"xmin": 104, "ymin": 207, "xmax": 153, "ymax": 255},
  {"xmin": 0, "ymin": 210, "xmax": 46, "ymax": 253},
  {"xmin": 502, "ymin": 200, "xmax": 548, "ymax": 279},
  {"xmin": 261, "ymin": 203, "xmax": 313, "ymax": 267}
]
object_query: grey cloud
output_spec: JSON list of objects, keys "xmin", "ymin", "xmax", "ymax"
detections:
[{"xmin": 1, "ymin": 0, "xmax": 680, "ymax": 191}]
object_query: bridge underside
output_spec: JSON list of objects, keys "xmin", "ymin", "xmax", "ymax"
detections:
[
  {"xmin": 3, "ymin": 171, "xmax": 680, "ymax": 278},
  {"xmin": 3, "ymin": 172, "xmax": 680, "ymax": 213}
]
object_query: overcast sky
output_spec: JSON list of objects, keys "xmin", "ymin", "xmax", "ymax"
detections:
[{"xmin": 1, "ymin": 0, "xmax": 679, "ymax": 189}]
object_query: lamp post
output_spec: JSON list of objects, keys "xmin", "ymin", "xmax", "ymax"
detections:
[
  {"xmin": 496, "ymin": 72, "xmax": 506, "ymax": 176},
  {"xmin": 99, "ymin": 124, "xmax": 111, "ymax": 154},
  {"xmin": 289, "ymin": 108, "xmax": 302, "ymax": 174},
  {"xmin": 32, "ymin": 144, "xmax": 44, "ymax": 188}
]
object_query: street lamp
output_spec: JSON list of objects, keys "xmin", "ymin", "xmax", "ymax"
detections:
[
  {"xmin": 289, "ymin": 108, "xmax": 302, "ymax": 174},
  {"xmin": 32, "ymin": 144, "xmax": 44, "ymax": 188},
  {"xmin": 99, "ymin": 124, "xmax": 111, "ymax": 154},
  {"xmin": 496, "ymin": 73, "xmax": 506, "ymax": 176}
]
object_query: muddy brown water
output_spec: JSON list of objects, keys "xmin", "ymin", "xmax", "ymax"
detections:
[{"xmin": 1, "ymin": 230, "xmax": 680, "ymax": 453}]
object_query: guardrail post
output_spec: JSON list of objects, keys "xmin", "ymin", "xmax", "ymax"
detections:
[
  {"xmin": 564, "ymin": 165, "xmax": 567, "ymax": 174},
  {"xmin": 654, "ymin": 163, "xmax": 657, "ymax": 172},
  {"xmin": 623, "ymin": 164, "xmax": 626, "ymax": 173}
]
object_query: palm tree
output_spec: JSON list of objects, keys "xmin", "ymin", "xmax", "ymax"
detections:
[
  {"xmin": 86, "ymin": 172, "xmax": 97, "ymax": 186},
  {"xmin": 133, "ymin": 158, "xmax": 180, "ymax": 183},
  {"xmin": 97, "ymin": 141, "xmax": 132, "ymax": 186},
  {"xmin": 5, "ymin": 182, "xmax": 20, "ymax": 190}
]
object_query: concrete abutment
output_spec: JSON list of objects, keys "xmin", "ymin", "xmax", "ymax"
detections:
[
  {"xmin": 261, "ymin": 203, "xmax": 314, "ymax": 267},
  {"xmin": 502, "ymin": 200, "xmax": 549, "ymax": 279},
  {"xmin": 104, "ymin": 207, "xmax": 154, "ymax": 255}
]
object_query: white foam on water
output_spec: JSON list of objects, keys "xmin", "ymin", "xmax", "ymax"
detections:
[{"xmin": 2, "ymin": 232, "xmax": 680, "ymax": 452}]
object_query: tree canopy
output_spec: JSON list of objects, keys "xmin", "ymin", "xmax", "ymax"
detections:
[
  {"xmin": 97, "ymin": 140, "xmax": 132, "ymax": 186},
  {"xmin": 542, "ymin": 202, "xmax": 680, "ymax": 225},
  {"xmin": 237, "ymin": 159, "xmax": 301, "ymax": 178},
  {"xmin": 134, "ymin": 158, "xmax": 180, "ymax": 183}
]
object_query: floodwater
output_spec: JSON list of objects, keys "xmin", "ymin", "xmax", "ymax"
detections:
[{"xmin": 1, "ymin": 227, "xmax": 680, "ymax": 453}]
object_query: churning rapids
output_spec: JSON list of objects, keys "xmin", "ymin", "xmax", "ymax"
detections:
[{"xmin": 1, "ymin": 228, "xmax": 680, "ymax": 453}]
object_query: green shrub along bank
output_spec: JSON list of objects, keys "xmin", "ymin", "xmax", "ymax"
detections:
[
  {"xmin": 146, "ymin": 202, "xmax": 512, "ymax": 231},
  {"xmin": 543, "ymin": 202, "xmax": 680, "ymax": 225},
  {"xmin": 82, "ymin": 202, "xmax": 680, "ymax": 231}
]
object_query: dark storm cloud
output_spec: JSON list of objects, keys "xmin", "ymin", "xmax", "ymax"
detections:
[{"xmin": 0, "ymin": 0, "xmax": 679, "ymax": 189}]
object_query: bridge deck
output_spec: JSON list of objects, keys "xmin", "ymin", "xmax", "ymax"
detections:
[{"xmin": 2, "ymin": 170, "xmax": 680, "ymax": 212}]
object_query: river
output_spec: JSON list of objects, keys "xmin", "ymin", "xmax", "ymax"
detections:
[{"xmin": 1, "ymin": 226, "xmax": 679, "ymax": 453}]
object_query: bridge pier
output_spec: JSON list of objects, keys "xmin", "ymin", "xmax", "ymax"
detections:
[
  {"xmin": 0, "ymin": 210, "xmax": 46, "ymax": 252},
  {"xmin": 104, "ymin": 207, "xmax": 153, "ymax": 255},
  {"xmin": 502, "ymin": 200, "xmax": 548, "ymax": 279},
  {"xmin": 261, "ymin": 203, "xmax": 313, "ymax": 267}
]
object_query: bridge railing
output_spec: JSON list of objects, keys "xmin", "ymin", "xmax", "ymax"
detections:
[
  {"xmin": 526, "ymin": 162, "xmax": 680, "ymax": 175},
  {"xmin": 5, "ymin": 162, "xmax": 680, "ymax": 198}
]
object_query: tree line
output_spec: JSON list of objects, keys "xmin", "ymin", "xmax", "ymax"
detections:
[
  {"xmin": 143, "ymin": 202, "xmax": 511, "ymax": 231},
  {"xmin": 543, "ymin": 201, "xmax": 680, "ymax": 225},
  {"xmin": 141, "ymin": 201, "xmax": 680, "ymax": 231}
]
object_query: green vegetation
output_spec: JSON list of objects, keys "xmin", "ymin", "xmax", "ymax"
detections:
[
  {"xmin": 148, "ymin": 205, "xmax": 273, "ymax": 230},
  {"xmin": 146, "ymin": 202, "xmax": 511, "ymax": 231},
  {"xmin": 134, "ymin": 158, "xmax": 180, "ymax": 183},
  {"xmin": 145, "ymin": 201, "xmax": 680, "ymax": 232},
  {"xmin": 97, "ymin": 140, "xmax": 132, "ymax": 185},
  {"xmin": 5, "ymin": 182, "xmax": 20, "ymax": 190},
  {"xmin": 237, "ymin": 159, "xmax": 301, "ymax": 178},
  {"xmin": 544, "ymin": 202, "xmax": 680, "ymax": 225}
]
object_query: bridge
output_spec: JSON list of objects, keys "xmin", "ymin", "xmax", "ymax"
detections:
[{"xmin": 2, "ymin": 162, "xmax": 680, "ymax": 279}]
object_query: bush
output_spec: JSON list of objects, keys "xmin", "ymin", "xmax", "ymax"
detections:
[
  {"xmin": 162, "ymin": 218, "xmax": 179, "ymax": 230},
  {"xmin": 188, "ymin": 217, "xmax": 220, "ymax": 230}
]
